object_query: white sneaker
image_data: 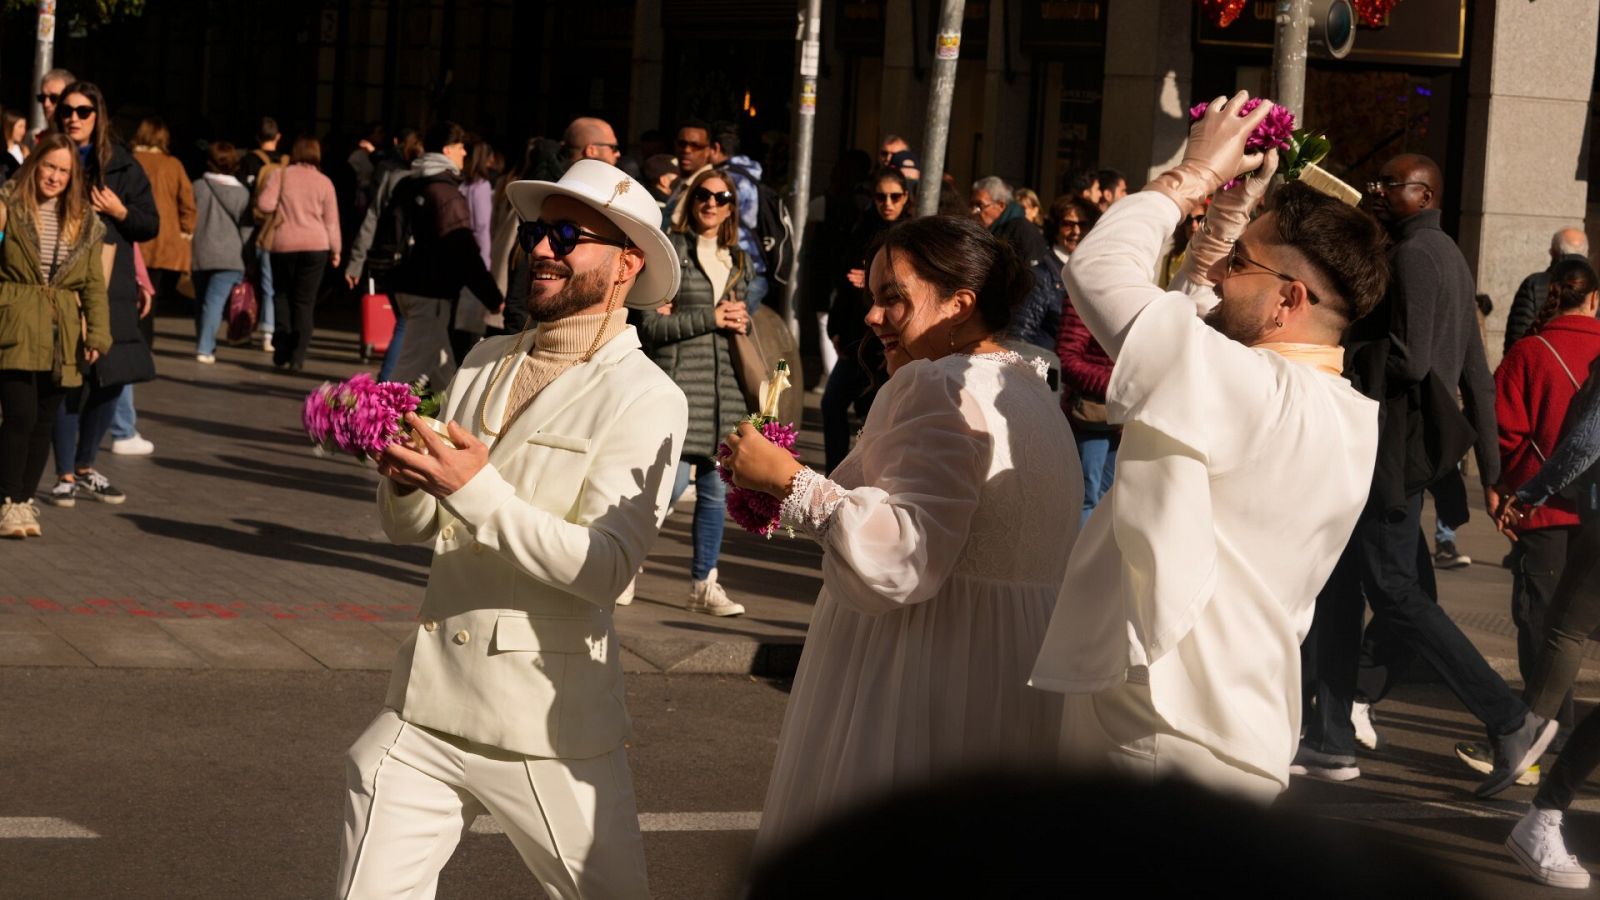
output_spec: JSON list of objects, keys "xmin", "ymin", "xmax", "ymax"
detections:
[
  {"xmin": 111, "ymin": 435, "xmax": 154, "ymax": 456},
  {"xmin": 687, "ymin": 568, "xmax": 744, "ymax": 617},
  {"xmin": 260, "ymin": 333, "xmax": 275, "ymax": 353},
  {"xmin": 1508, "ymin": 808, "xmax": 1591, "ymax": 889},
  {"xmin": 196, "ymin": 353, "xmax": 216, "ymax": 364},
  {"xmin": 0, "ymin": 500, "xmax": 27, "ymax": 539},
  {"xmin": 1352, "ymin": 701, "xmax": 1383, "ymax": 751},
  {"xmin": 17, "ymin": 500, "xmax": 40, "ymax": 537}
]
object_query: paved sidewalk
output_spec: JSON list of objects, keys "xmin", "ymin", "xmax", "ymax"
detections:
[{"xmin": 4, "ymin": 311, "xmax": 1599, "ymax": 686}]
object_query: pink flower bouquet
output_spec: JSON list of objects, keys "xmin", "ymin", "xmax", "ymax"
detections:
[
  {"xmin": 303, "ymin": 373, "xmax": 443, "ymax": 460},
  {"xmin": 718, "ymin": 360, "xmax": 801, "ymax": 538}
]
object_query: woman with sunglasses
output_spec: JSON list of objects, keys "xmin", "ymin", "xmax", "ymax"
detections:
[
  {"xmin": 45, "ymin": 82, "xmax": 158, "ymax": 509},
  {"xmin": 638, "ymin": 168, "xmax": 754, "ymax": 617},
  {"xmin": 822, "ymin": 167, "xmax": 913, "ymax": 472},
  {"xmin": 0, "ymin": 133, "xmax": 110, "ymax": 538}
]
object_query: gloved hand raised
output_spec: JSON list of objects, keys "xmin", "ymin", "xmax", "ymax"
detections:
[
  {"xmin": 1145, "ymin": 91, "xmax": 1276, "ymax": 212},
  {"xmin": 1174, "ymin": 147, "xmax": 1280, "ymax": 290}
]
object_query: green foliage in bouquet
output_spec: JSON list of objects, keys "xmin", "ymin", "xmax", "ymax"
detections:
[{"xmin": 1281, "ymin": 129, "xmax": 1332, "ymax": 181}]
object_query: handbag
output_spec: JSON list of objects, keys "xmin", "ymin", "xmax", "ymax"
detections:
[
  {"xmin": 722, "ymin": 254, "xmax": 768, "ymax": 412},
  {"xmin": 224, "ymin": 278, "xmax": 259, "ymax": 344}
]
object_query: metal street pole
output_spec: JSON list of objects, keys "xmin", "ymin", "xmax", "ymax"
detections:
[
  {"xmin": 1270, "ymin": 0, "xmax": 1311, "ymax": 122},
  {"xmin": 783, "ymin": 0, "xmax": 822, "ymax": 340},
  {"xmin": 29, "ymin": 0, "xmax": 58, "ymax": 134},
  {"xmin": 917, "ymin": 0, "xmax": 965, "ymax": 218}
]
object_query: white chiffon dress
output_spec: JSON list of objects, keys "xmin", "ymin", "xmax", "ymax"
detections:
[{"xmin": 755, "ymin": 350, "xmax": 1082, "ymax": 855}]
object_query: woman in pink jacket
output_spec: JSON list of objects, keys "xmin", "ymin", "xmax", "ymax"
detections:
[{"xmin": 258, "ymin": 135, "xmax": 341, "ymax": 371}]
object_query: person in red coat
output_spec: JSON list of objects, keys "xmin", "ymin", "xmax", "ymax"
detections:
[
  {"xmin": 1051, "ymin": 194, "xmax": 1116, "ymax": 525},
  {"xmin": 1493, "ymin": 257, "xmax": 1600, "ymax": 743}
]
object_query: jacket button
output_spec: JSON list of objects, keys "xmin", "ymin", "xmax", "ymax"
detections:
[
  {"xmin": 441, "ymin": 525, "xmax": 455, "ymax": 541},
  {"xmin": 422, "ymin": 619, "xmax": 437, "ymax": 633},
  {"xmin": 453, "ymin": 629, "xmax": 470, "ymax": 645}
]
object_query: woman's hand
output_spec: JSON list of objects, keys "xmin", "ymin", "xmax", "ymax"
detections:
[
  {"xmin": 90, "ymin": 185, "xmax": 127, "ymax": 221},
  {"xmin": 721, "ymin": 422, "xmax": 803, "ymax": 497},
  {"xmin": 714, "ymin": 300, "xmax": 749, "ymax": 334},
  {"xmin": 83, "ymin": 348, "xmax": 101, "ymax": 365},
  {"xmin": 331, "ymin": 251, "xmax": 342, "ymax": 270},
  {"xmin": 845, "ymin": 268, "xmax": 866, "ymax": 289},
  {"xmin": 655, "ymin": 301, "xmax": 675, "ymax": 316},
  {"xmin": 1495, "ymin": 492, "xmax": 1528, "ymax": 542}
]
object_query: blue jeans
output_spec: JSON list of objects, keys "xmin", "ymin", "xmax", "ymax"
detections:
[
  {"xmin": 670, "ymin": 456, "xmax": 727, "ymax": 581},
  {"xmin": 1076, "ymin": 430, "xmax": 1120, "ymax": 527},
  {"xmin": 54, "ymin": 385, "xmax": 120, "ymax": 476},
  {"xmin": 194, "ymin": 269, "xmax": 244, "ymax": 356},
  {"xmin": 110, "ymin": 384, "xmax": 137, "ymax": 441},
  {"xmin": 377, "ymin": 313, "xmax": 408, "ymax": 382},
  {"xmin": 257, "ymin": 250, "xmax": 276, "ymax": 332}
]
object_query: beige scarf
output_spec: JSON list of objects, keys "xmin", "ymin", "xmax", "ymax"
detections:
[
  {"xmin": 503, "ymin": 308, "xmax": 628, "ymax": 427},
  {"xmin": 1255, "ymin": 342, "xmax": 1344, "ymax": 377}
]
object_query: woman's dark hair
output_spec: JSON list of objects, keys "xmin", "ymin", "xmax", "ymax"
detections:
[
  {"xmin": 53, "ymin": 81, "xmax": 111, "ymax": 183},
  {"xmin": 868, "ymin": 166, "xmax": 915, "ymax": 221},
  {"xmin": 207, "ymin": 140, "xmax": 239, "ymax": 175},
  {"xmin": 3, "ymin": 109, "xmax": 26, "ymax": 146},
  {"xmin": 461, "ymin": 136, "xmax": 495, "ymax": 182},
  {"xmin": 1535, "ymin": 258, "xmax": 1600, "ymax": 331},
  {"xmin": 1044, "ymin": 194, "xmax": 1099, "ymax": 244},
  {"xmin": 872, "ymin": 215, "xmax": 1033, "ymax": 333},
  {"xmin": 132, "ymin": 116, "xmax": 170, "ymax": 153}
]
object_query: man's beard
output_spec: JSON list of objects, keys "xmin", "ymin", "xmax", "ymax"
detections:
[
  {"xmin": 1203, "ymin": 288, "xmax": 1273, "ymax": 346},
  {"xmin": 526, "ymin": 259, "xmax": 613, "ymax": 323}
]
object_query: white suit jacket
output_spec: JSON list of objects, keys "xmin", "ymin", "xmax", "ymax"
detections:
[{"xmin": 378, "ymin": 326, "xmax": 688, "ymax": 759}]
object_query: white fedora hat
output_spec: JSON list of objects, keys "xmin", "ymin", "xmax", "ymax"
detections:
[{"xmin": 505, "ymin": 160, "xmax": 680, "ymax": 310}]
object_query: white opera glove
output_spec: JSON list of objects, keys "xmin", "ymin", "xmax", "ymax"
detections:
[
  {"xmin": 1175, "ymin": 148, "xmax": 1280, "ymax": 291},
  {"xmin": 1144, "ymin": 91, "xmax": 1274, "ymax": 210}
]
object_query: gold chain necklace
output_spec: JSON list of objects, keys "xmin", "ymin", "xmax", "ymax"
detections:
[{"xmin": 477, "ymin": 275, "xmax": 626, "ymax": 437}]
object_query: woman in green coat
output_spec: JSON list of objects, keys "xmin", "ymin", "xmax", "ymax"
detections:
[
  {"xmin": 639, "ymin": 168, "xmax": 753, "ymax": 617},
  {"xmin": 0, "ymin": 131, "xmax": 110, "ymax": 538}
]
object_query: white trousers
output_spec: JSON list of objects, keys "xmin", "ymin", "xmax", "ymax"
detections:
[
  {"xmin": 1061, "ymin": 680, "xmax": 1281, "ymax": 806},
  {"xmin": 337, "ymin": 709, "xmax": 650, "ymax": 900}
]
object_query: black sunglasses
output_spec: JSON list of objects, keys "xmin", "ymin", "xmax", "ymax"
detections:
[
  {"xmin": 59, "ymin": 104, "xmax": 95, "ymax": 121},
  {"xmin": 692, "ymin": 186, "xmax": 734, "ymax": 207},
  {"xmin": 35, "ymin": 92, "xmax": 60, "ymax": 106},
  {"xmin": 874, "ymin": 191, "xmax": 906, "ymax": 203},
  {"xmin": 517, "ymin": 218, "xmax": 630, "ymax": 257}
]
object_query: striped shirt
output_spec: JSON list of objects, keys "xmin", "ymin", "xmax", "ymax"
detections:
[{"xmin": 37, "ymin": 197, "xmax": 61, "ymax": 282}]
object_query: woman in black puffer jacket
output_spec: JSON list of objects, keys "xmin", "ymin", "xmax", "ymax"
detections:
[
  {"xmin": 44, "ymin": 82, "xmax": 158, "ymax": 508},
  {"xmin": 638, "ymin": 167, "xmax": 754, "ymax": 618}
]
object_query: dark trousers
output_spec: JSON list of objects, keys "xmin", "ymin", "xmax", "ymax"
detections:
[
  {"xmin": 1302, "ymin": 492, "xmax": 1528, "ymax": 754},
  {"xmin": 1512, "ymin": 527, "xmax": 1576, "ymax": 727},
  {"xmin": 270, "ymin": 250, "xmax": 329, "ymax": 369},
  {"xmin": 820, "ymin": 353, "xmax": 876, "ymax": 473},
  {"xmin": 52, "ymin": 382, "xmax": 121, "ymax": 477},
  {"xmin": 0, "ymin": 371, "xmax": 66, "ymax": 502}
]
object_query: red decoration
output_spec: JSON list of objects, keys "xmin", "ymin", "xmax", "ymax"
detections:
[
  {"xmin": 1353, "ymin": 0, "xmax": 1401, "ymax": 27},
  {"xmin": 1200, "ymin": 0, "xmax": 1247, "ymax": 27}
]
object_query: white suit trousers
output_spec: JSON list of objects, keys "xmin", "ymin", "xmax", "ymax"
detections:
[{"xmin": 337, "ymin": 709, "xmax": 650, "ymax": 900}]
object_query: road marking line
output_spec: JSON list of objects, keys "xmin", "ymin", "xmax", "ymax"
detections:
[
  {"xmin": 0, "ymin": 817, "xmax": 100, "ymax": 838},
  {"xmin": 471, "ymin": 812, "xmax": 762, "ymax": 835}
]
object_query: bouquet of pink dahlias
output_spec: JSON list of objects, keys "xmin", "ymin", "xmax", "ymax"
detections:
[
  {"xmin": 718, "ymin": 360, "xmax": 800, "ymax": 538},
  {"xmin": 302, "ymin": 373, "xmax": 443, "ymax": 460}
]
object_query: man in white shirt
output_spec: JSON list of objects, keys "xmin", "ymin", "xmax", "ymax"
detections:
[{"xmin": 1031, "ymin": 93, "xmax": 1391, "ymax": 800}]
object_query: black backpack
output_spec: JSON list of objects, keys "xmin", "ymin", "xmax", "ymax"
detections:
[
  {"xmin": 722, "ymin": 162, "xmax": 795, "ymax": 287},
  {"xmin": 369, "ymin": 170, "xmax": 455, "ymax": 274}
]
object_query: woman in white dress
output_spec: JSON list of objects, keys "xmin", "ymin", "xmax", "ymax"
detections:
[{"xmin": 722, "ymin": 215, "xmax": 1082, "ymax": 856}]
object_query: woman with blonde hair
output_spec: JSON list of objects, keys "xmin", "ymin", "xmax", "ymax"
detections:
[
  {"xmin": 638, "ymin": 166, "xmax": 753, "ymax": 616},
  {"xmin": 0, "ymin": 132, "xmax": 109, "ymax": 537}
]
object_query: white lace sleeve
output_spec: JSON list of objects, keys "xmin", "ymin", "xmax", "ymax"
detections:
[{"xmin": 779, "ymin": 468, "xmax": 848, "ymax": 543}]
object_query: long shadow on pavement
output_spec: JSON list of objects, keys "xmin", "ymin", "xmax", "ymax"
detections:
[
  {"xmin": 139, "ymin": 408, "xmax": 310, "ymax": 448},
  {"xmin": 151, "ymin": 457, "xmax": 376, "ymax": 504},
  {"xmin": 117, "ymin": 513, "xmax": 429, "ymax": 585}
]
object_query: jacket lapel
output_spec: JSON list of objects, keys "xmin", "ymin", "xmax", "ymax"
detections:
[{"xmin": 484, "ymin": 327, "xmax": 642, "ymax": 466}]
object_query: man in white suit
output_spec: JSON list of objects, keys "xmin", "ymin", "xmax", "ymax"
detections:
[{"xmin": 336, "ymin": 160, "xmax": 688, "ymax": 899}]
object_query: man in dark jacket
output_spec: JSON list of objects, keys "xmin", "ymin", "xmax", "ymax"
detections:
[
  {"xmin": 970, "ymin": 175, "xmax": 1059, "ymax": 354},
  {"xmin": 1503, "ymin": 228, "xmax": 1591, "ymax": 351},
  {"xmin": 385, "ymin": 121, "xmax": 504, "ymax": 388},
  {"xmin": 1298, "ymin": 153, "xmax": 1552, "ymax": 797}
]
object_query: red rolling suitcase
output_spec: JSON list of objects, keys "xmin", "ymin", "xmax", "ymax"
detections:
[{"xmin": 360, "ymin": 285, "xmax": 396, "ymax": 362}]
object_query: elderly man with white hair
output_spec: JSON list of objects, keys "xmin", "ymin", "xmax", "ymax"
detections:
[{"xmin": 1505, "ymin": 227, "xmax": 1592, "ymax": 351}]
